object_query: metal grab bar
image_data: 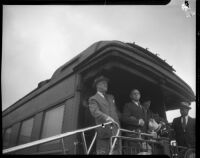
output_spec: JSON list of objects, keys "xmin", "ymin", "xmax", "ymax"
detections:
[
  {"xmin": 119, "ymin": 128, "xmax": 158, "ymax": 138},
  {"xmin": 3, "ymin": 121, "xmax": 114, "ymax": 154}
]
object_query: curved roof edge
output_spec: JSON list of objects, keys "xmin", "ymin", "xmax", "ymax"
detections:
[
  {"xmin": 3, "ymin": 40, "xmax": 195, "ymax": 114},
  {"xmin": 51, "ymin": 40, "xmax": 175, "ymax": 79}
]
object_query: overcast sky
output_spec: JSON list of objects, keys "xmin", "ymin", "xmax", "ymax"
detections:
[{"xmin": 2, "ymin": 0, "xmax": 196, "ymax": 122}]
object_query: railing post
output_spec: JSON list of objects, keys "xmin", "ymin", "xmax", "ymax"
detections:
[
  {"xmin": 61, "ymin": 138, "xmax": 66, "ymax": 154},
  {"xmin": 81, "ymin": 132, "xmax": 88, "ymax": 154},
  {"xmin": 73, "ymin": 141, "xmax": 79, "ymax": 154},
  {"xmin": 87, "ymin": 131, "xmax": 97, "ymax": 155},
  {"xmin": 109, "ymin": 128, "xmax": 120, "ymax": 155}
]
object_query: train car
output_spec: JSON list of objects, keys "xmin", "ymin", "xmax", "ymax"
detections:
[{"xmin": 2, "ymin": 40, "xmax": 195, "ymax": 155}]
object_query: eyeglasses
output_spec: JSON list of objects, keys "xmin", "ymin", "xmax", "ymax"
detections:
[{"xmin": 133, "ymin": 92, "xmax": 140, "ymax": 95}]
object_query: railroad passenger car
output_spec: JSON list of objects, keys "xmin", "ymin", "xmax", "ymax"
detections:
[{"xmin": 2, "ymin": 40, "xmax": 195, "ymax": 155}]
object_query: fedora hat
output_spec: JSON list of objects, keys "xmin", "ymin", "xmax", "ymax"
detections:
[
  {"xmin": 179, "ymin": 101, "xmax": 191, "ymax": 110},
  {"xmin": 93, "ymin": 75, "xmax": 109, "ymax": 88}
]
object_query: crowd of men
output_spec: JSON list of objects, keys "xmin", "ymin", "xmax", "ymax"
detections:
[{"xmin": 88, "ymin": 75, "xmax": 196, "ymax": 155}]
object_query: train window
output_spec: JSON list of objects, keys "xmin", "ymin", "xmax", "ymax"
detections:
[
  {"xmin": 39, "ymin": 105, "xmax": 65, "ymax": 152},
  {"xmin": 18, "ymin": 117, "xmax": 34, "ymax": 145},
  {"xmin": 3, "ymin": 127, "xmax": 12, "ymax": 149},
  {"xmin": 41, "ymin": 105, "xmax": 64, "ymax": 138}
]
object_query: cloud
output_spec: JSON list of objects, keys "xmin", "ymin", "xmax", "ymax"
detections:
[{"xmin": 2, "ymin": 5, "xmax": 196, "ymax": 113}]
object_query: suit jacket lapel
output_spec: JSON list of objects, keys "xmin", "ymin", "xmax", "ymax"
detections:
[
  {"xmin": 186, "ymin": 116, "xmax": 191, "ymax": 129},
  {"xmin": 96, "ymin": 93, "xmax": 109, "ymax": 106}
]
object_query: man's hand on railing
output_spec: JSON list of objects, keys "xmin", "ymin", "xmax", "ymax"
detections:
[
  {"xmin": 106, "ymin": 116, "xmax": 120, "ymax": 128},
  {"xmin": 106, "ymin": 116, "xmax": 115, "ymax": 122},
  {"xmin": 138, "ymin": 119, "xmax": 145, "ymax": 126}
]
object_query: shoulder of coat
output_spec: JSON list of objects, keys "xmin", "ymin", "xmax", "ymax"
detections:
[
  {"xmin": 124, "ymin": 102, "xmax": 132, "ymax": 107},
  {"xmin": 106, "ymin": 94, "xmax": 114, "ymax": 98},
  {"xmin": 89, "ymin": 93, "xmax": 98, "ymax": 101},
  {"xmin": 173, "ymin": 116, "xmax": 180, "ymax": 122}
]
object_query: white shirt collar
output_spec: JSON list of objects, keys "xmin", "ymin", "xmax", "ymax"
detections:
[
  {"xmin": 97, "ymin": 91, "xmax": 105, "ymax": 98},
  {"xmin": 133, "ymin": 100, "xmax": 140, "ymax": 106}
]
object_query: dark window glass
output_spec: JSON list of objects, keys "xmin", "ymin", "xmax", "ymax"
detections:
[
  {"xmin": 39, "ymin": 105, "xmax": 64, "ymax": 152},
  {"xmin": 3, "ymin": 127, "xmax": 12, "ymax": 149},
  {"xmin": 18, "ymin": 118, "xmax": 34, "ymax": 145}
]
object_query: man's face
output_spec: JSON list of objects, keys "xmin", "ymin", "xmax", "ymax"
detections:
[
  {"xmin": 96, "ymin": 80, "xmax": 108, "ymax": 92},
  {"xmin": 143, "ymin": 101, "xmax": 151, "ymax": 109},
  {"xmin": 130, "ymin": 89, "xmax": 141, "ymax": 101},
  {"xmin": 180, "ymin": 107, "xmax": 189, "ymax": 117}
]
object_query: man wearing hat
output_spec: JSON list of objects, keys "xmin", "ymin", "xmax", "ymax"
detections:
[
  {"xmin": 88, "ymin": 75, "xmax": 121, "ymax": 155},
  {"xmin": 171, "ymin": 102, "xmax": 195, "ymax": 148}
]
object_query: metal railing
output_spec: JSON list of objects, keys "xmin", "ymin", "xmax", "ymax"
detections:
[
  {"xmin": 109, "ymin": 128, "xmax": 163, "ymax": 155},
  {"xmin": 170, "ymin": 144, "xmax": 195, "ymax": 158},
  {"xmin": 3, "ymin": 121, "xmax": 194, "ymax": 156},
  {"xmin": 3, "ymin": 121, "xmax": 113, "ymax": 154},
  {"xmin": 109, "ymin": 129, "xmax": 195, "ymax": 157}
]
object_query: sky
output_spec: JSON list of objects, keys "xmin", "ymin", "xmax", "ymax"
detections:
[{"xmin": 2, "ymin": 0, "xmax": 196, "ymax": 122}]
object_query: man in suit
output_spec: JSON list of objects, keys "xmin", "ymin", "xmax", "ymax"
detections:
[
  {"xmin": 122, "ymin": 89, "xmax": 148, "ymax": 154},
  {"xmin": 142, "ymin": 99, "xmax": 171, "ymax": 156},
  {"xmin": 122, "ymin": 89, "xmax": 147, "ymax": 133},
  {"xmin": 142, "ymin": 99, "xmax": 166, "ymax": 133},
  {"xmin": 88, "ymin": 75, "xmax": 121, "ymax": 155},
  {"xmin": 171, "ymin": 101, "xmax": 195, "ymax": 148}
]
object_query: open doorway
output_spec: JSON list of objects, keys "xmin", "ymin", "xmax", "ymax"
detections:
[
  {"xmin": 77, "ymin": 66, "xmax": 165, "ymax": 154},
  {"xmin": 79, "ymin": 66, "xmax": 166, "ymax": 126}
]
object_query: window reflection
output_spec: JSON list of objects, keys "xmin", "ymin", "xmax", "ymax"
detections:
[
  {"xmin": 3, "ymin": 127, "xmax": 12, "ymax": 149},
  {"xmin": 18, "ymin": 118, "xmax": 34, "ymax": 145},
  {"xmin": 39, "ymin": 105, "xmax": 64, "ymax": 151},
  {"xmin": 42, "ymin": 105, "xmax": 64, "ymax": 138}
]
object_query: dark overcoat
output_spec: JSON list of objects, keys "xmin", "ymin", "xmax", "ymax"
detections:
[
  {"xmin": 121, "ymin": 101, "xmax": 148, "ymax": 154},
  {"xmin": 172, "ymin": 116, "xmax": 195, "ymax": 148},
  {"xmin": 122, "ymin": 101, "xmax": 148, "ymax": 133}
]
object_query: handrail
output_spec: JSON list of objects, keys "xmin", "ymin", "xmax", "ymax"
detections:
[
  {"xmin": 3, "ymin": 121, "xmax": 177, "ymax": 155},
  {"xmin": 3, "ymin": 121, "xmax": 113, "ymax": 154},
  {"xmin": 109, "ymin": 127, "xmax": 195, "ymax": 156},
  {"xmin": 119, "ymin": 128, "xmax": 157, "ymax": 138},
  {"xmin": 108, "ymin": 127, "xmax": 170, "ymax": 155}
]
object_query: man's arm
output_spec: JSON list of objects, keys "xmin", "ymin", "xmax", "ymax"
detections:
[
  {"xmin": 122, "ymin": 103, "xmax": 142, "ymax": 126},
  {"xmin": 88, "ymin": 98, "xmax": 110, "ymax": 123},
  {"xmin": 170, "ymin": 118, "xmax": 176, "ymax": 140},
  {"xmin": 109, "ymin": 95, "xmax": 121, "ymax": 120}
]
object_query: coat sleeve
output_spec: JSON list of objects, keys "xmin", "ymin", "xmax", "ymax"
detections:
[
  {"xmin": 171, "ymin": 118, "xmax": 177, "ymax": 140},
  {"xmin": 122, "ymin": 103, "xmax": 139, "ymax": 126},
  {"xmin": 171, "ymin": 118, "xmax": 176, "ymax": 130},
  {"xmin": 88, "ymin": 98, "xmax": 109, "ymax": 122},
  {"xmin": 109, "ymin": 95, "xmax": 121, "ymax": 120}
]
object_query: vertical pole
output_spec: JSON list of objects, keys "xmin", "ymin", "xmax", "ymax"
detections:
[
  {"xmin": 87, "ymin": 131, "xmax": 97, "ymax": 154},
  {"xmin": 61, "ymin": 138, "xmax": 66, "ymax": 154},
  {"xmin": 109, "ymin": 128, "xmax": 120, "ymax": 155},
  {"xmin": 81, "ymin": 132, "xmax": 88, "ymax": 154}
]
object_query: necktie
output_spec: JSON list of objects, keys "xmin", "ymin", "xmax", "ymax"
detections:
[
  {"xmin": 182, "ymin": 117, "xmax": 186, "ymax": 131},
  {"xmin": 138, "ymin": 104, "xmax": 142, "ymax": 110},
  {"xmin": 103, "ymin": 94, "xmax": 108, "ymax": 100}
]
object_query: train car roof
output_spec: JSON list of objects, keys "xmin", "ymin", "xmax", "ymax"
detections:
[{"xmin": 3, "ymin": 40, "xmax": 195, "ymax": 115}]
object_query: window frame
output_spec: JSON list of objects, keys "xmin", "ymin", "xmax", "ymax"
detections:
[
  {"xmin": 17, "ymin": 116, "xmax": 34, "ymax": 145},
  {"xmin": 3, "ymin": 126, "xmax": 12, "ymax": 149},
  {"xmin": 38, "ymin": 104, "xmax": 65, "ymax": 152}
]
